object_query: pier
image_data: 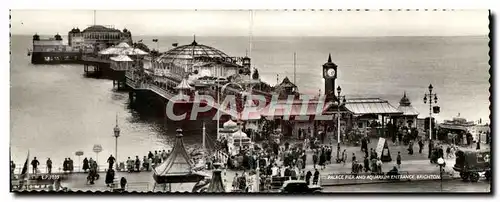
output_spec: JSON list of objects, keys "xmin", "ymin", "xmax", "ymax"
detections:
[{"xmin": 29, "ymin": 25, "xmax": 134, "ymax": 89}]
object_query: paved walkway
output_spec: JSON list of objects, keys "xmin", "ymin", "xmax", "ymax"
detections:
[
  {"xmin": 51, "ymin": 157, "xmax": 456, "ymax": 192},
  {"xmin": 15, "ymin": 139, "xmax": 489, "ymax": 192}
]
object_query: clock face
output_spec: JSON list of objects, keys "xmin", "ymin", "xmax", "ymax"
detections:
[{"xmin": 327, "ymin": 68, "xmax": 336, "ymax": 77}]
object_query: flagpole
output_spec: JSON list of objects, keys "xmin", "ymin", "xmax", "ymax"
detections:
[
  {"xmin": 293, "ymin": 52, "xmax": 296, "ymax": 85},
  {"xmin": 26, "ymin": 150, "xmax": 30, "ymax": 191}
]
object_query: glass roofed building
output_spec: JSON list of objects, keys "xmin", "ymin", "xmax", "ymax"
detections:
[{"xmin": 143, "ymin": 38, "xmax": 251, "ymax": 92}]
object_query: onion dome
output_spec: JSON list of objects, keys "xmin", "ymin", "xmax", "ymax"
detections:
[
  {"xmin": 123, "ymin": 28, "xmax": 128, "ymax": 33},
  {"xmin": 399, "ymin": 91, "xmax": 412, "ymax": 106},
  {"xmin": 397, "ymin": 92, "xmax": 419, "ymax": 116},
  {"xmin": 252, "ymin": 68, "xmax": 260, "ymax": 80},
  {"xmin": 54, "ymin": 33, "xmax": 62, "ymax": 41},
  {"xmin": 223, "ymin": 120, "xmax": 238, "ymax": 129}
]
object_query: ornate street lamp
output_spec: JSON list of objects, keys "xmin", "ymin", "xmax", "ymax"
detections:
[
  {"xmin": 424, "ymin": 84, "xmax": 438, "ymax": 159},
  {"xmin": 113, "ymin": 114, "xmax": 121, "ymax": 170},
  {"xmin": 336, "ymin": 86, "xmax": 346, "ymax": 163}
]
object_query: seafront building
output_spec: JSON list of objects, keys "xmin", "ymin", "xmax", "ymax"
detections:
[{"xmin": 29, "ymin": 25, "xmax": 431, "ymax": 143}]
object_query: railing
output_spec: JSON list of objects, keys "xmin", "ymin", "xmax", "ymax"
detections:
[{"xmin": 11, "ymin": 163, "xmax": 145, "ymax": 176}]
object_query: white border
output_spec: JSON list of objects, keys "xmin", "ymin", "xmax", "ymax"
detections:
[{"xmin": 2, "ymin": 0, "xmax": 498, "ymax": 202}]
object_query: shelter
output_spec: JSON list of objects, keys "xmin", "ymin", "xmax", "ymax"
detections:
[
  {"xmin": 394, "ymin": 92, "xmax": 420, "ymax": 128},
  {"xmin": 153, "ymin": 129, "xmax": 206, "ymax": 191},
  {"xmin": 344, "ymin": 98, "xmax": 402, "ymax": 137}
]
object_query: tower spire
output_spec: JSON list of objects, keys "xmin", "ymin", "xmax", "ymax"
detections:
[
  {"xmin": 115, "ymin": 113, "xmax": 118, "ymax": 127},
  {"xmin": 328, "ymin": 53, "xmax": 332, "ymax": 63}
]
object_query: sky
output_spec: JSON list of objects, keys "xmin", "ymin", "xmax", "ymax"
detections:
[{"xmin": 10, "ymin": 10, "xmax": 489, "ymax": 36}]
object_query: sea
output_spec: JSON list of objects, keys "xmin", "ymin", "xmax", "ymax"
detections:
[{"xmin": 10, "ymin": 35, "xmax": 490, "ymax": 166}]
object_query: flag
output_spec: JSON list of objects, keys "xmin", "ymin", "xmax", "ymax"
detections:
[
  {"xmin": 17, "ymin": 151, "xmax": 29, "ymax": 190},
  {"xmin": 172, "ymin": 43, "xmax": 178, "ymax": 47},
  {"xmin": 152, "ymin": 39, "xmax": 158, "ymax": 42}
]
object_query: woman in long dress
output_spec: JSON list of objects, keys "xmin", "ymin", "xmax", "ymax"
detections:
[{"xmin": 83, "ymin": 158, "xmax": 89, "ymax": 172}]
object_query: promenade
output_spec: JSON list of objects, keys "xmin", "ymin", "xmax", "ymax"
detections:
[{"xmin": 13, "ymin": 138, "xmax": 489, "ymax": 192}]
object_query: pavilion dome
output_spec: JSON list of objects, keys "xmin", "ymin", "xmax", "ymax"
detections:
[
  {"xmin": 223, "ymin": 120, "xmax": 238, "ymax": 129},
  {"xmin": 399, "ymin": 92, "xmax": 412, "ymax": 106},
  {"xmin": 156, "ymin": 39, "xmax": 230, "ymax": 65},
  {"xmin": 82, "ymin": 25, "xmax": 121, "ymax": 33}
]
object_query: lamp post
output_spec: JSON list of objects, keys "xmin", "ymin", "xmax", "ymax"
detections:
[
  {"xmin": 424, "ymin": 84, "xmax": 438, "ymax": 159},
  {"xmin": 336, "ymin": 86, "xmax": 346, "ymax": 163},
  {"xmin": 423, "ymin": 84, "xmax": 438, "ymax": 140},
  {"xmin": 113, "ymin": 114, "xmax": 121, "ymax": 170},
  {"xmin": 437, "ymin": 157, "xmax": 445, "ymax": 192},
  {"xmin": 476, "ymin": 132, "xmax": 481, "ymax": 150}
]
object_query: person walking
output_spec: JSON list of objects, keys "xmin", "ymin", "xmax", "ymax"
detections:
[
  {"xmin": 305, "ymin": 170, "xmax": 312, "ymax": 185},
  {"xmin": 312, "ymin": 151, "xmax": 318, "ymax": 169},
  {"xmin": 148, "ymin": 151, "xmax": 154, "ymax": 160},
  {"xmin": 68, "ymin": 158, "xmax": 74, "ymax": 173},
  {"xmin": 407, "ymin": 141, "xmax": 414, "ymax": 155},
  {"xmin": 341, "ymin": 149, "xmax": 347, "ymax": 166},
  {"xmin": 135, "ymin": 156, "xmax": 141, "ymax": 172},
  {"xmin": 31, "ymin": 157, "xmax": 40, "ymax": 174},
  {"xmin": 142, "ymin": 156, "xmax": 149, "ymax": 171},
  {"xmin": 46, "ymin": 158, "xmax": 52, "ymax": 174},
  {"xmin": 418, "ymin": 139, "xmax": 424, "ymax": 154},
  {"xmin": 105, "ymin": 168, "xmax": 115, "ymax": 187},
  {"xmin": 107, "ymin": 155, "xmax": 116, "ymax": 170},
  {"xmin": 396, "ymin": 152, "xmax": 402, "ymax": 169},
  {"xmin": 313, "ymin": 169, "xmax": 320, "ymax": 185},
  {"xmin": 363, "ymin": 156, "xmax": 370, "ymax": 172},
  {"xmin": 83, "ymin": 157, "xmax": 89, "ymax": 172}
]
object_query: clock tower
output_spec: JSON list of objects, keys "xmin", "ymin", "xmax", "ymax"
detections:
[{"xmin": 323, "ymin": 53, "xmax": 338, "ymax": 99}]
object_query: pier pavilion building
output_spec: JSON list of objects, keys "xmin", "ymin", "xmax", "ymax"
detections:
[
  {"xmin": 141, "ymin": 39, "xmax": 251, "ymax": 93},
  {"xmin": 68, "ymin": 25, "xmax": 132, "ymax": 52}
]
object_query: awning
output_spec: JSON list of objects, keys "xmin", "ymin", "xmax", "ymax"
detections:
[{"xmin": 345, "ymin": 98, "xmax": 402, "ymax": 116}]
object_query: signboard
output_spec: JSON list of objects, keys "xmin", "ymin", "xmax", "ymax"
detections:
[
  {"xmin": 93, "ymin": 144, "xmax": 102, "ymax": 153},
  {"xmin": 75, "ymin": 151, "xmax": 84, "ymax": 156},
  {"xmin": 376, "ymin": 137, "xmax": 392, "ymax": 162},
  {"xmin": 375, "ymin": 138, "xmax": 386, "ymax": 158}
]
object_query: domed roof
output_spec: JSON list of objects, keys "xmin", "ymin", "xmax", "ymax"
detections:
[
  {"xmin": 156, "ymin": 39, "xmax": 230, "ymax": 64},
  {"xmin": 399, "ymin": 92, "xmax": 412, "ymax": 106},
  {"xmin": 82, "ymin": 25, "xmax": 121, "ymax": 33},
  {"xmin": 223, "ymin": 120, "xmax": 238, "ymax": 129}
]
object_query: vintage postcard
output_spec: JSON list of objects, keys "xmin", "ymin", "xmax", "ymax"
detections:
[{"xmin": 9, "ymin": 9, "xmax": 490, "ymax": 193}]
